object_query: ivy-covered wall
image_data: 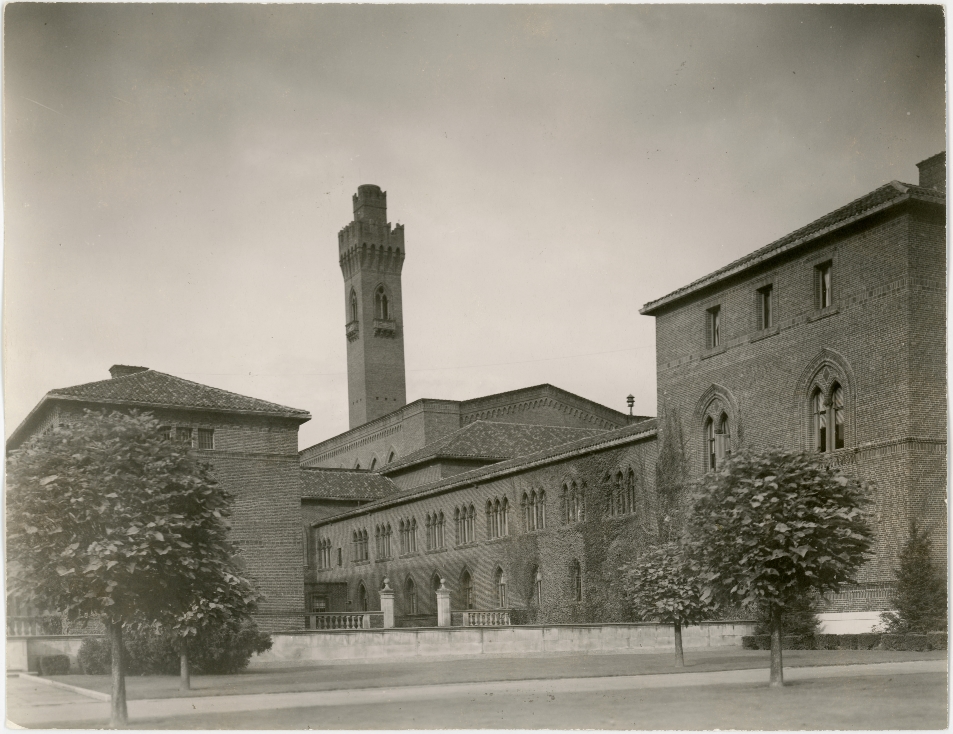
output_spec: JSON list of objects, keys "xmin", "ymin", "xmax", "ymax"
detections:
[{"xmin": 311, "ymin": 428, "xmax": 658, "ymax": 624}]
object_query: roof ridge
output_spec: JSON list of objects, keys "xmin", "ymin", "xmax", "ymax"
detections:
[
  {"xmin": 640, "ymin": 178, "xmax": 935, "ymax": 314},
  {"xmin": 317, "ymin": 418, "xmax": 658, "ymax": 523},
  {"xmin": 51, "ymin": 369, "xmax": 309, "ymax": 416}
]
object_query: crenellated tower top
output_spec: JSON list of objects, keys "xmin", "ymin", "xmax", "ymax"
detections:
[{"xmin": 339, "ymin": 184, "xmax": 408, "ymax": 428}]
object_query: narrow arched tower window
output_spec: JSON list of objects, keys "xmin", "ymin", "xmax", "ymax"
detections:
[
  {"xmin": 375, "ymin": 286, "xmax": 389, "ymax": 320},
  {"xmin": 812, "ymin": 388, "xmax": 827, "ymax": 453},
  {"xmin": 832, "ymin": 383, "xmax": 845, "ymax": 450},
  {"xmin": 350, "ymin": 290, "xmax": 358, "ymax": 323}
]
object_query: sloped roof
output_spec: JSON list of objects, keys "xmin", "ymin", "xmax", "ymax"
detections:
[
  {"xmin": 9, "ymin": 367, "xmax": 310, "ymax": 448},
  {"xmin": 302, "ymin": 468, "xmax": 398, "ymax": 500},
  {"xmin": 47, "ymin": 369, "xmax": 311, "ymax": 418},
  {"xmin": 641, "ymin": 180, "xmax": 945, "ymax": 315},
  {"xmin": 382, "ymin": 421, "xmax": 607, "ymax": 474},
  {"xmin": 315, "ymin": 418, "xmax": 658, "ymax": 525}
]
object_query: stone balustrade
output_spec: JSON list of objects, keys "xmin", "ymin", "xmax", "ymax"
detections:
[
  {"xmin": 462, "ymin": 610, "xmax": 512, "ymax": 627},
  {"xmin": 305, "ymin": 612, "xmax": 382, "ymax": 630}
]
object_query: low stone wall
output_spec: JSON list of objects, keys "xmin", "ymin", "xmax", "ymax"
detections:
[
  {"xmin": 250, "ymin": 621, "xmax": 756, "ymax": 668},
  {"xmin": 6, "ymin": 635, "xmax": 97, "ymax": 673}
]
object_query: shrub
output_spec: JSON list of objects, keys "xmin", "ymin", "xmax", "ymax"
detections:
[
  {"xmin": 754, "ymin": 593, "xmax": 821, "ymax": 637},
  {"xmin": 814, "ymin": 634, "xmax": 840, "ymax": 650},
  {"xmin": 76, "ymin": 620, "xmax": 272, "ymax": 675},
  {"xmin": 927, "ymin": 632, "xmax": 947, "ymax": 650},
  {"xmin": 903, "ymin": 634, "xmax": 931, "ymax": 652},
  {"xmin": 880, "ymin": 521, "xmax": 947, "ymax": 635},
  {"xmin": 856, "ymin": 632, "xmax": 881, "ymax": 650},
  {"xmin": 38, "ymin": 655, "xmax": 70, "ymax": 675},
  {"xmin": 187, "ymin": 619, "xmax": 273, "ymax": 674},
  {"xmin": 78, "ymin": 637, "xmax": 119, "ymax": 675},
  {"xmin": 782, "ymin": 635, "xmax": 816, "ymax": 650},
  {"xmin": 880, "ymin": 633, "xmax": 904, "ymax": 651}
]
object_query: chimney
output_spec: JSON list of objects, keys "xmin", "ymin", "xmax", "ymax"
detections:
[
  {"xmin": 916, "ymin": 152, "xmax": 946, "ymax": 193},
  {"xmin": 109, "ymin": 365, "xmax": 149, "ymax": 379}
]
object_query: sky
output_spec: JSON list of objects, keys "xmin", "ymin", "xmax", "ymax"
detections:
[{"xmin": 3, "ymin": 4, "xmax": 946, "ymax": 449}]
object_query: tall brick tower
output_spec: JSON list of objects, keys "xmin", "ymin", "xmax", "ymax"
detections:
[{"xmin": 339, "ymin": 185, "xmax": 407, "ymax": 429}]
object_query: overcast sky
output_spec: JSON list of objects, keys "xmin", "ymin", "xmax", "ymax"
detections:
[{"xmin": 4, "ymin": 4, "xmax": 946, "ymax": 448}]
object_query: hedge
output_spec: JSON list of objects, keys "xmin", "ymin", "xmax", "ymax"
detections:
[
  {"xmin": 38, "ymin": 655, "xmax": 70, "ymax": 676},
  {"xmin": 741, "ymin": 632, "xmax": 946, "ymax": 651}
]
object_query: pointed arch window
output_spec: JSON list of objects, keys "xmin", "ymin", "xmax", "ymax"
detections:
[
  {"xmin": 406, "ymin": 577, "xmax": 418, "ymax": 615},
  {"xmin": 375, "ymin": 286, "xmax": 389, "ymax": 320},
  {"xmin": 532, "ymin": 567, "xmax": 542, "ymax": 607},
  {"xmin": 570, "ymin": 560, "xmax": 583, "ymax": 602},
  {"xmin": 357, "ymin": 583, "xmax": 368, "ymax": 612},
  {"xmin": 495, "ymin": 568, "xmax": 507, "ymax": 608},
  {"xmin": 461, "ymin": 570, "xmax": 474, "ymax": 610},
  {"xmin": 812, "ymin": 382, "xmax": 846, "ymax": 452},
  {"xmin": 350, "ymin": 289, "xmax": 359, "ymax": 323}
]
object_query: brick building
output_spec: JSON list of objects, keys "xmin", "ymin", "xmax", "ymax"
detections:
[
  {"xmin": 640, "ymin": 151, "xmax": 947, "ymax": 613},
  {"xmin": 308, "ymin": 155, "xmax": 946, "ymax": 627},
  {"xmin": 9, "ymin": 154, "xmax": 946, "ymax": 633},
  {"xmin": 7, "ymin": 365, "xmax": 312, "ymax": 631}
]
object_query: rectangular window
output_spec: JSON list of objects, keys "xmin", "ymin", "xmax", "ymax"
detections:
[
  {"xmin": 815, "ymin": 261, "xmax": 832, "ymax": 309},
  {"xmin": 706, "ymin": 306, "xmax": 721, "ymax": 348},
  {"xmin": 337, "ymin": 548, "xmax": 342, "ymax": 566},
  {"xmin": 757, "ymin": 285, "xmax": 773, "ymax": 329},
  {"xmin": 159, "ymin": 426, "xmax": 172, "ymax": 440},
  {"xmin": 197, "ymin": 428, "xmax": 214, "ymax": 450},
  {"xmin": 310, "ymin": 595, "xmax": 328, "ymax": 613},
  {"xmin": 175, "ymin": 427, "xmax": 194, "ymax": 446}
]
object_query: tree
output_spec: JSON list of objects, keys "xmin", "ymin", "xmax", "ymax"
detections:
[
  {"xmin": 6, "ymin": 410, "xmax": 260, "ymax": 724},
  {"xmin": 686, "ymin": 448, "xmax": 872, "ymax": 687},
  {"xmin": 880, "ymin": 520, "xmax": 946, "ymax": 634},
  {"xmin": 621, "ymin": 542, "xmax": 714, "ymax": 667}
]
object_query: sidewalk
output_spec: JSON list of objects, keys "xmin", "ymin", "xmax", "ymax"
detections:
[{"xmin": 7, "ymin": 658, "xmax": 946, "ymax": 728}]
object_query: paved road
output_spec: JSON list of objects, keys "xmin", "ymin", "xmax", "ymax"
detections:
[{"xmin": 7, "ymin": 659, "xmax": 946, "ymax": 729}]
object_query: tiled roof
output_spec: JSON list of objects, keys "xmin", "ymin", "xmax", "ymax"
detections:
[
  {"xmin": 45, "ymin": 369, "xmax": 311, "ymax": 418},
  {"xmin": 641, "ymin": 180, "xmax": 945, "ymax": 315},
  {"xmin": 382, "ymin": 421, "xmax": 608, "ymax": 473},
  {"xmin": 301, "ymin": 468, "xmax": 398, "ymax": 500},
  {"xmin": 315, "ymin": 418, "xmax": 658, "ymax": 525}
]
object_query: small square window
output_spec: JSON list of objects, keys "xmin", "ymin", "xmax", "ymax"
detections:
[
  {"xmin": 197, "ymin": 428, "xmax": 214, "ymax": 450},
  {"xmin": 159, "ymin": 426, "xmax": 172, "ymax": 441},
  {"xmin": 815, "ymin": 261, "xmax": 832, "ymax": 309},
  {"xmin": 175, "ymin": 427, "xmax": 194, "ymax": 446},
  {"xmin": 706, "ymin": 306, "xmax": 721, "ymax": 348},
  {"xmin": 757, "ymin": 285, "xmax": 773, "ymax": 329}
]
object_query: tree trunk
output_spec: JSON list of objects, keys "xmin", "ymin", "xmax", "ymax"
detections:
[
  {"xmin": 179, "ymin": 639, "xmax": 191, "ymax": 691},
  {"xmin": 769, "ymin": 604, "xmax": 784, "ymax": 688},
  {"xmin": 108, "ymin": 621, "xmax": 128, "ymax": 727},
  {"xmin": 673, "ymin": 622, "xmax": 685, "ymax": 668}
]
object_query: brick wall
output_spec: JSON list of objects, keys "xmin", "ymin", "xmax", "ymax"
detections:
[
  {"xmin": 649, "ymin": 201, "xmax": 946, "ymax": 611},
  {"xmin": 311, "ymin": 434, "xmax": 657, "ymax": 624}
]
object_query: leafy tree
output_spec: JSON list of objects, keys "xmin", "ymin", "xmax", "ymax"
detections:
[
  {"xmin": 686, "ymin": 448, "xmax": 872, "ymax": 687},
  {"xmin": 880, "ymin": 520, "xmax": 946, "ymax": 634},
  {"xmin": 6, "ymin": 410, "xmax": 259, "ymax": 724},
  {"xmin": 621, "ymin": 542, "xmax": 714, "ymax": 667}
]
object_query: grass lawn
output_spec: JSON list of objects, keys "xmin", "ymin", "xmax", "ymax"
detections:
[
  {"xmin": 60, "ymin": 672, "xmax": 949, "ymax": 730},
  {"xmin": 50, "ymin": 648, "xmax": 946, "ymax": 700}
]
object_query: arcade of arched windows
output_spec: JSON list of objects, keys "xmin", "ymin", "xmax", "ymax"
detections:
[
  {"xmin": 425, "ymin": 511, "xmax": 446, "ymax": 550},
  {"xmin": 485, "ymin": 496, "xmax": 509, "ymax": 539},
  {"xmin": 562, "ymin": 481, "xmax": 584, "ymax": 524},
  {"xmin": 374, "ymin": 523, "xmax": 393, "ymax": 559},
  {"xmin": 521, "ymin": 489, "xmax": 546, "ymax": 531},
  {"xmin": 398, "ymin": 517, "xmax": 417, "ymax": 555},
  {"xmin": 606, "ymin": 469, "xmax": 638, "ymax": 518},
  {"xmin": 454, "ymin": 504, "xmax": 476, "ymax": 545}
]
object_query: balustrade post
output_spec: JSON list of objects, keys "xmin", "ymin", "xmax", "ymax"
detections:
[
  {"xmin": 436, "ymin": 578, "xmax": 451, "ymax": 627},
  {"xmin": 380, "ymin": 577, "xmax": 395, "ymax": 628}
]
